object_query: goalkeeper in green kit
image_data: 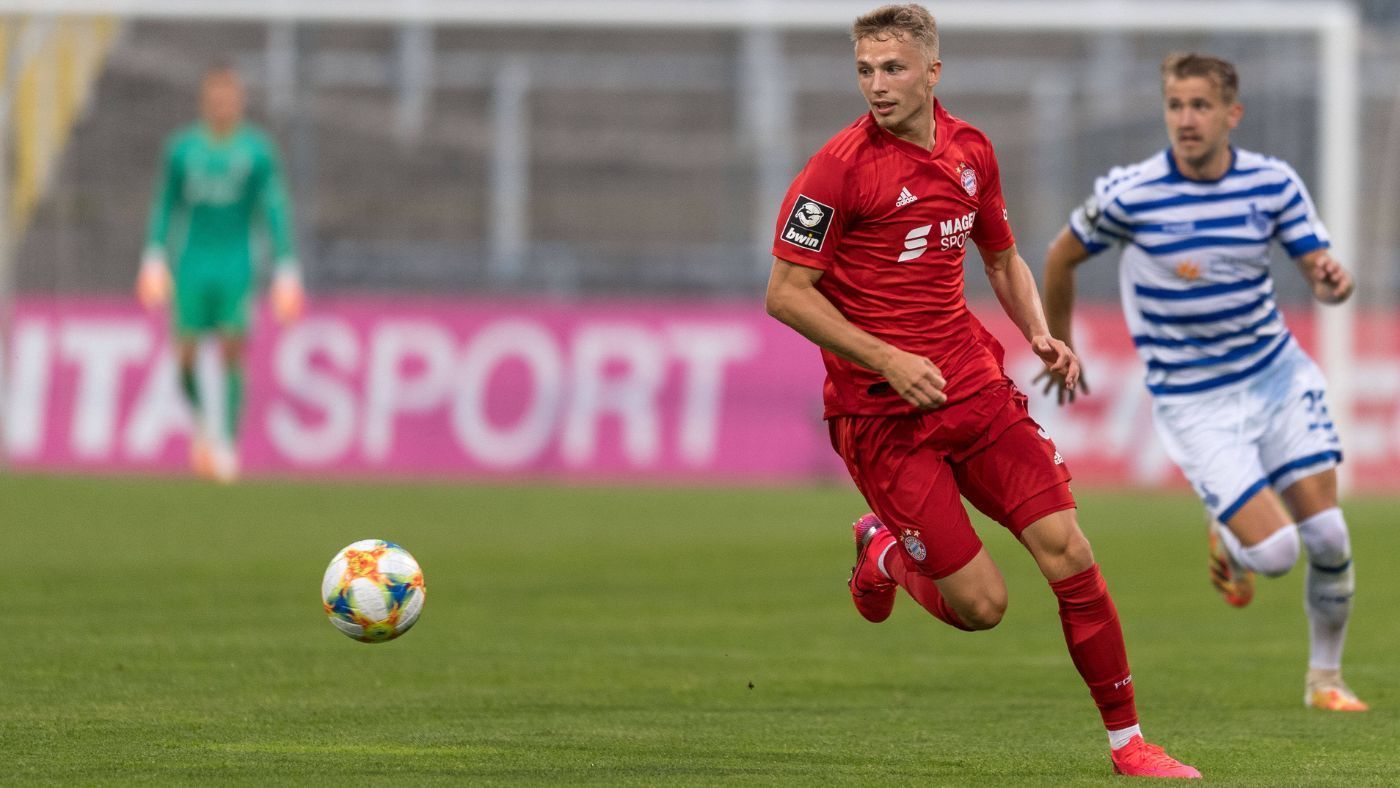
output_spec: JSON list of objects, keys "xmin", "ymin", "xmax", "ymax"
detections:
[{"xmin": 137, "ymin": 65, "xmax": 303, "ymax": 482}]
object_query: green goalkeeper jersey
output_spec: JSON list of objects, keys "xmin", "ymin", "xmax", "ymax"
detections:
[{"xmin": 144, "ymin": 122, "xmax": 297, "ymax": 280}]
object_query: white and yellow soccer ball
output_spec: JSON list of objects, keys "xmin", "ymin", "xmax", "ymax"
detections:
[{"xmin": 321, "ymin": 539, "xmax": 426, "ymax": 643}]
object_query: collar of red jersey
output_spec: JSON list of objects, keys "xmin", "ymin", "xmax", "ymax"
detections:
[{"xmin": 869, "ymin": 98, "xmax": 952, "ymax": 161}]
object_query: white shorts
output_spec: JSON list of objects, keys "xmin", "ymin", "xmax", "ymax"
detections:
[{"xmin": 1151, "ymin": 340, "xmax": 1343, "ymax": 523}]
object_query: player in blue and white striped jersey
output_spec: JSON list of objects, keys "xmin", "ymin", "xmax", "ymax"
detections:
[{"xmin": 1040, "ymin": 53, "xmax": 1367, "ymax": 712}]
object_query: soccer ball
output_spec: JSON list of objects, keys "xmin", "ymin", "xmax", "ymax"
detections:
[{"xmin": 321, "ymin": 539, "xmax": 426, "ymax": 643}]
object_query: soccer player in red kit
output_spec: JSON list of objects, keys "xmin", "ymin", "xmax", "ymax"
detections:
[{"xmin": 764, "ymin": 5, "xmax": 1199, "ymax": 779}]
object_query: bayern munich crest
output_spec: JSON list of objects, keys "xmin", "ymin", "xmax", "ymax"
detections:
[
  {"xmin": 960, "ymin": 165, "xmax": 978, "ymax": 196},
  {"xmin": 901, "ymin": 529, "xmax": 928, "ymax": 562}
]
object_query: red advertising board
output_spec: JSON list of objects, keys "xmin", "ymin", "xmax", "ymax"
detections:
[{"xmin": 6, "ymin": 297, "xmax": 1398, "ymax": 489}]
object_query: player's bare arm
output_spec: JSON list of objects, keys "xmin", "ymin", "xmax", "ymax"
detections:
[
  {"xmin": 1296, "ymin": 249, "xmax": 1354, "ymax": 304},
  {"xmin": 765, "ymin": 257, "xmax": 947, "ymax": 409},
  {"xmin": 978, "ymin": 241, "xmax": 1080, "ymax": 392},
  {"xmin": 1037, "ymin": 227, "xmax": 1094, "ymax": 404}
]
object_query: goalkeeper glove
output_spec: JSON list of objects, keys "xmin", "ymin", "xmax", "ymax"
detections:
[
  {"xmin": 136, "ymin": 253, "xmax": 172, "ymax": 310},
  {"xmin": 271, "ymin": 267, "xmax": 305, "ymax": 324}
]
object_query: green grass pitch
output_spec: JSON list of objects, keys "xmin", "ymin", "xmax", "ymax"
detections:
[{"xmin": 3, "ymin": 475, "xmax": 1395, "ymax": 785}]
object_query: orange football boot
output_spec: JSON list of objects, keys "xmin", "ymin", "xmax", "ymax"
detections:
[
  {"xmin": 1306, "ymin": 669, "xmax": 1369, "ymax": 712},
  {"xmin": 1110, "ymin": 736, "xmax": 1202, "ymax": 779},
  {"xmin": 189, "ymin": 434, "xmax": 215, "ymax": 480},
  {"xmin": 1208, "ymin": 518, "xmax": 1254, "ymax": 607}
]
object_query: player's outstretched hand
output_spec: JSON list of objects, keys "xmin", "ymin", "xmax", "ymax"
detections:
[
  {"xmin": 880, "ymin": 347, "xmax": 947, "ymax": 410},
  {"xmin": 1035, "ymin": 363, "xmax": 1090, "ymax": 406},
  {"xmin": 271, "ymin": 268, "xmax": 305, "ymax": 324},
  {"xmin": 1030, "ymin": 335, "xmax": 1085, "ymax": 406},
  {"xmin": 135, "ymin": 254, "xmax": 171, "ymax": 310}
]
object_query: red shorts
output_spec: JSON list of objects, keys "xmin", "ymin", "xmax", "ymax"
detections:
[{"xmin": 828, "ymin": 379, "xmax": 1074, "ymax": 580}]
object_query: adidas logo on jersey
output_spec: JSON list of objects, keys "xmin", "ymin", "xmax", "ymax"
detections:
[{"xmin": 895, "ymin": 187, "xmax": 918, "ymax": 207}]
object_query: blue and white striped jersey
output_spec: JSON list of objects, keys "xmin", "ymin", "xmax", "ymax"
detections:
[{"xmin": 1069, "ymin": 148, "xmax": 1330, "ymax": 400}]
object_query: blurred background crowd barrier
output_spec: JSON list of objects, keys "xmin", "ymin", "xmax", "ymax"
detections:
[{"xmin": 3, "ymin": 1, "xmax": 1399, "ymax": 486}]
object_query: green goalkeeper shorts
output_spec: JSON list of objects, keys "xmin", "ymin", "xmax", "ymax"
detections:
[{"xmin": 173, "ymin": 265, "xmax": 253, "ymax": 337}]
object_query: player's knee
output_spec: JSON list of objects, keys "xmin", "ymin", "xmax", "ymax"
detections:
[
  {"xmin": 1297, "ymin": 507, "xmax": 1351, "ymax": 567},
  {"xmin": 1022, "ymin": 518, "xmax": 1095, "ymax": 579},
  {"xmin": 1247, "ymin": 524, "xmax": 1301, "ymax": 578},
  {"xmin": 177, "ymin": 341, "xmax": 198, "ymax": 368},
  {"xmin": 1058, "ymin": 530, "xmax": 1095, "ymax": 572},
  {"xmin": 960, "ymin": 592, "xmax": 1007, "ymax": 630},
  {"xmin": 220, "ymin": 338, "xmax": 246, "ymax": 365}
]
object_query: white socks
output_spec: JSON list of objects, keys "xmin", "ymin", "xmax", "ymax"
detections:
[
  {"xmin": 1108, "ymin": 724, "xmax": 1142, "ymax": 750},
  {"xmin": 1219, "ymin": 508, "xmax": 1355, "ymax": 671},
  {"xmin": 1297, "ymin": 507, "xmax": 1354, "ymax": 670},
  {"xmin": 1298, "ymin": 507, "xmax": 1351, "ymax": 565},
  {"xmin": 1218, "ymin": 522, "xmax": 1300, "ymax": 577},
  {"xmin": 876, "ymin": 541, "xmax": 896, "ymax": 581}
]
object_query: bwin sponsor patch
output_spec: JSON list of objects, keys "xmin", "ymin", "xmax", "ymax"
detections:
[{"xmin": 781, "ymin": 194, "xmax": 834, "ymax": 253}]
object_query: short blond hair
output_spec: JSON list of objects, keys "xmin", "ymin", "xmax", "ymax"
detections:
[
  {"xmin": 851, "ymin": 4, "xmax": 939, "ymax": 61},
  {"xmin": 1161, "ymin": 52, "xmax": 1239, "ymax": 104}
]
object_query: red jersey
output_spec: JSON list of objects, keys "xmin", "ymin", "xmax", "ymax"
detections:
[{"xmin": 772, "ymin": 100, "xmax": 1016, "ymax": 418}]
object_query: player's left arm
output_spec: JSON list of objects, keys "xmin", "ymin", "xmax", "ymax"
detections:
[
  {"xmin": 978, "ymin": 241, "xmax": 1079, "ymax": 391},
  {"xmin": 970, "ymin": 142, "xmax": 1077, "ymax": 389},
  {"xmin": 1275, "ymin": 161, "xmax": 1351, "ymax": 305},
  {"xmin": 1295, "ymin": 248, "xmax": 1354, "ymax": 304},
  {"xmin": 256, "ymin": 138, "xmax": 298, "ymax": 271},
  {"xmin": 256, "ymin": 137, "xmax": 304, "ymax": 322}
]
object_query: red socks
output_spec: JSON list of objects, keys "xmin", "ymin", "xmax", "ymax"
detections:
[
  {"xmin": 886, "ymin": 555, "xmax": 974, "ymax": 632},
  {"xmin": 1050, "ymin": 564, "xmax": 1139, "ymax": 730},
  {"xmin": 885, "ymin": 553, "xmax": 1137, "ymax": 731}
]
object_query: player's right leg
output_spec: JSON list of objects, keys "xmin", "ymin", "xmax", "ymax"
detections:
[
  {"xmin": 173, "ymin": 273, "xmax": 216, "ymax": 479},
  {"xmin": 176, "ymin": 337, "xmax": 215, "ymax": 479}
]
